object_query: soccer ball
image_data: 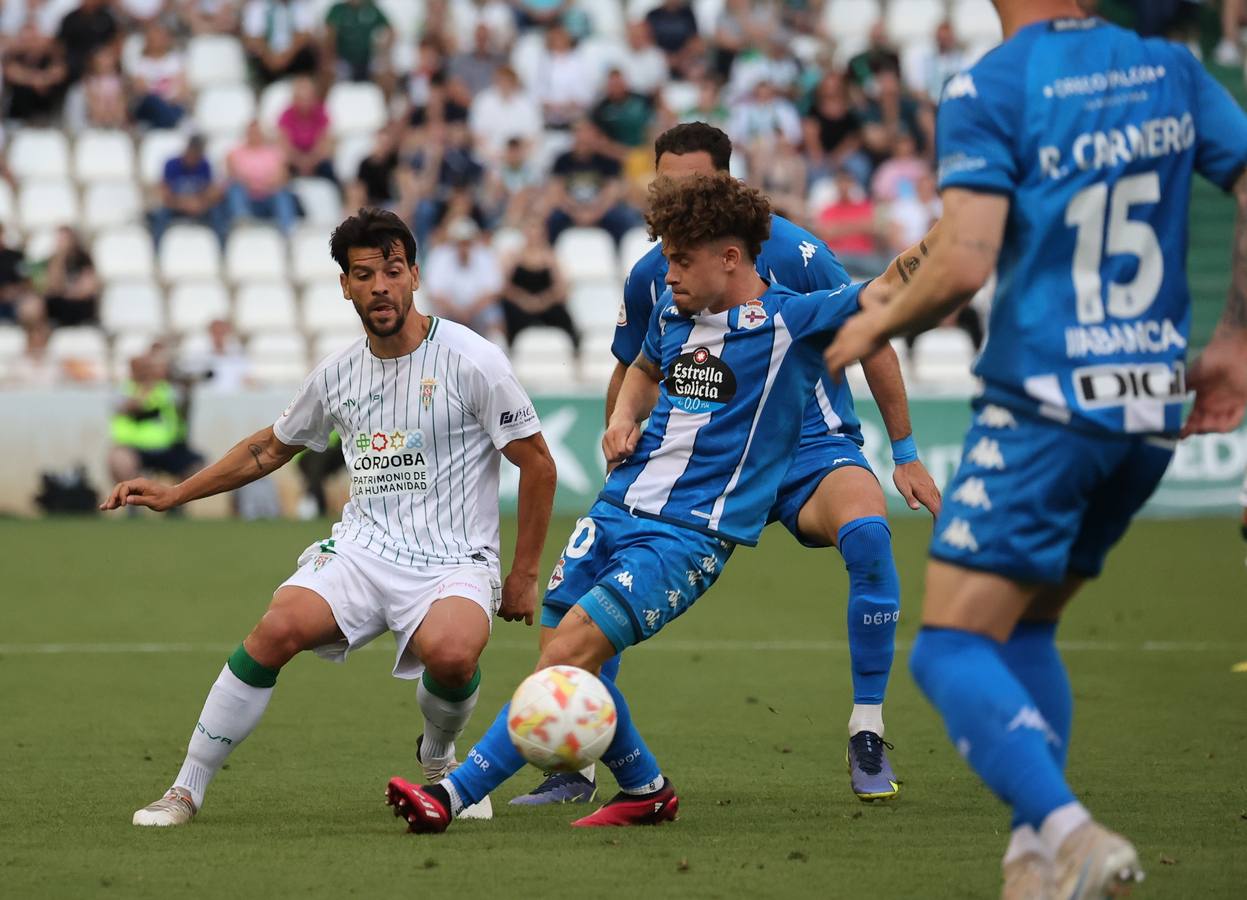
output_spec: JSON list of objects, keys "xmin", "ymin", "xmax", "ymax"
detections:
[{"xmin": 507, "ymin": 666, "xmax": 618, "ymax": 772}]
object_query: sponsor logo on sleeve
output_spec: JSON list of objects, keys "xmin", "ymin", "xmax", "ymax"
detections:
[{"xmin": 500, "ymin": 405, "xmax": 538, "ymax": 427}]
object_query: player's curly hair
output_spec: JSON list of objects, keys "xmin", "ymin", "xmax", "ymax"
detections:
[
  {"xmin": 329, "ymin": 208, "xmax": 418, "ymax": 273},
  {"xmin": 645, "ymin": 173, "xmax": 772, "ymax": 261}
]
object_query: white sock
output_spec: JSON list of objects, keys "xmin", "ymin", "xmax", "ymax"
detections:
[
  {"xmin": 578, "ymin": 763, "xmax": 596, "ymax": 782},
  {"xmin": 848, "ymin": 703, "xmax": 885, "ymax": 737},
  {"xmin": 172, "ymin": 665, "xmax": 274, "ymax": 809},
  {"xmin": 1003, "ymin": 825, "xmax": 1050, "ymax": 865},
  {"xmin": 439, "ymin": 777, "xmax": 465, "ymax": 816},
  {"xmin": 1039, "ymin": 802, "xmax": 1091, "ymax": 856},
  {"xmin": 417, "ymin": 677, "xmax": 480, "ymax": 762},
  {"xmin": 621, "ymin": 774, "xmax": 665, "ymax": 796}
]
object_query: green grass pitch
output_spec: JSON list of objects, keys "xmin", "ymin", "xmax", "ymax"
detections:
[{"xmin": 1, "ymin": 516, "xmax": 1245, "ymax": 898}]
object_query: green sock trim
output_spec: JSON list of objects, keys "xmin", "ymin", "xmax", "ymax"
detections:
[
  {"xmin": 227, "ymin": 644, "xmax": 280, "ymax": 688},
  {"xmin": 421, "ymin": 667, "xmax": 480, "ymax": 702}
]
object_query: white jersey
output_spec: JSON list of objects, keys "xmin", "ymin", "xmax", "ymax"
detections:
[{"xmin": 274, "ymin": 317, "xmax": 541, "ymax": 566}]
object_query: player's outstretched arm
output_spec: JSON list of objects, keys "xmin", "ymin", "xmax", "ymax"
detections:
[
  {"xmin": 1183, "ymin": 171, "xmax": 1247, "ymax": 437},
  {"xmin": 499, "ymin": 433, "xmax": 557, "ymax": 626},
  {"xmin": 99, "ymin": 426, "xmax": 302, "ymax": 512},
  {"xmin": 603, "ymin": 354, "xmax": 662, "ymax": 466},
  {"xmin": 605, "ymin": 360, "xmax": 629, "ymax": 427},
  {"xmin": 824, "ymin": 190, "xmax": 1006, "ymax": 373}
]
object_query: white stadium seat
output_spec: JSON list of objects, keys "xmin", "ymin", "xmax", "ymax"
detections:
[
  {"xmin": 194, "ymin": 84, "xmax": 258, "ymax": 138},
  {"xmin": 885, "ymin": 0, "xmax": 945, "ymax": 46},
  {"xmin": 160, "ymin": 224, "xmax": 222, "ymax": 282},
  {"xmin": 378, "ymin": 0, "xmax": 426, "ymax": 41},
  {"xmin": 333, "ymin": 134, "xmax": 375, "ymax": 184},
  {"xmin": 225, "ymin": 225, "xmax": 289, "ymax": 284},
  {"xmin": 246, "ymin": 332, "xmax": 308, "ymax": 385},
  {"xmin": 510, "ymin": 327, "xmax": 576, "ymax": 390},
  {"xmin": 234, "ymin": 281, "xmax": 299, "ymax": 335},
  {"xmin": 823, "ymin": 0, "xmax": 882, "ymax": 45},
  {"xmin": 490, "ymin": 227, "xmax": 526, "ymax": 262},
  {"xmin": 111, "ymin": 331, "xmax": 160, "ymax": 380},
  {"xmin": 302, "ymin": 284, "xmax": 361, "ymax": 335},
  {"xmin": 0, "ymin": 326, "xmax": 25, "ymax": 381},
  {"xmin": 952, "ymin": 0, "xmax": 1003, "ymax": 47},
  {"xmin": 186, "ymin": 35, "xmax": 248, "ymax": 89},
  {"xmin": 9, "ymin": 129, "xmax": 71, "ymax": 180},
  {"xmin": 568, "ymin": 280, "xmax": 622, "ymax": 338},
  {"xmin": 290, "ymin": 227, "xmax": 341, "ymax": 286},
  {"xmin": 555, "ymin": 228, "xmax": 618, "ymax": 283},
  {"xmin": 311, "ymin": 329, "xmax": 363, "ymax": 363},
  {"xmin": 19, "ymin": 181, "xmax": 79, "ymax": 231},
  {"xmin": 168, "ymin": 280, "xmax": 231, "ymax": 333},
  {"xmin": 626, "ymin": 0, "xmax": 663, "ymax": 20},
  {"xmin": 100, "ymin": 281, "xmax": 165, "ymax": 335},
  {"xmin": 48, "ymin": 326, "xmax": 108, "ymax": 381},
  {"xmin": 0, "ymin": 181, "xmax": 15, "ymax": 228},
  {"xmin": 509, "ymin": 32, "xmax": 546, "ymax": 89},
  {"xmin": 290, "ymin": 178, "xmax": 343, "ymax": 227},
  {"xmin": 619, "ymin": 226, "xmax": 654, "ymax": 275},
  {"xmin": 94, "ymin": 226, "xmax": 156, "ymax": 282},
  {"xmin": 911, "ymin": 328, "xmax": 978, "ymax": 389},
  {"xmin": 258, "ymin": 79, "xmax": 294, "ymax": 133},
  {"xmin": 326, "ymin": 83, "xmax": 387, "ymax": 138},
  {"xmin": 579, "ymin": 331, "xmax": 618, "ymax": 390},
  {"xmin": 581, "ymin": 0, "xmax": 625, "ymax": 38},
  {"xmin": 73, "ymin": 130, "xmax": 135, "ymax": 182},
  {"xmin": 83, "ymin": 181, "xmax": 143, "ymax": 232},
  {"xmin": 139, "ymin": 130, "xmax": 189, "ymax": 186},
  {"xmin": 660, "ymin": 80, "xmax": 699, "ymax": 116}
]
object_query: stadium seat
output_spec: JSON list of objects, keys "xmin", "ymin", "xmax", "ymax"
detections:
[
  {"xmin": 911, "ymin": 328, "xmax": 978, "ymax": 389},
  {"xmin": 111, "ymin": 330, "xmax": 159, "ymax": 380},
  {"xmin": 326, "ymin": 83, "xmax": 387, "ymax": 138},
  {"xmin": 311, "ymin": 329, "xmax": 362, "ymax": 363},
  {"xmin": 302, "ymin": 283, "xmax": 360, "ymax": 334},
  {"xmin": 660, "ymin": 80, "xmax": 700, "ymax": 116},
  {"xmin": 194, "ymin": 84, "xmax": 258, "ymax": 138},
  {"xmin": 509, "ymin": 32, "xmax": 546, "ymax": 88},
  {"xmin": 48, "ymin": 326, "xmax": 108, "ymax": 381},
  {"xmin": 0, "ymin": 181, "xmax": 15, "ymax": 227},
  {"xmin": 333, "ymin": 134, "xmax": 375, "ymax": 184},
  {"xmin": 225, "ymin": 225, "xmax": 289, "ymax": 284},
  {"xmin": 568, "ymin": 280, "xmax": 623, "ymax": 338},
  {"xmin": 626, "ymin": 0, "xmax": 663, "ymax": 20},
  {"xmin": 693, "ymin": 0, "xmax": 725, "ymax": 34},
  {"xmin": 885, "ymin": 0, "xmax": 944, "ymax": 46},
  {"xmin": 0, "ymin": 326, "xmax": 24, "ymax": 381},
  {"xmin": 581, "ymin": 0, "xmax": 625, "ymax": 38},
  {"xmin": 18, "ymin": 181, "xmax": 79, "ymax": 231},
  {"xmin": 555, "ymin": 228, "xmax": 618, "ymax": 283},
  {"xmin": 234, "ymin": 281, "xmax": 299, "ymax": 335},
  {"xmin": 510, "ymin": 327, "xmax": 577, "ymax": 390},
  {"xmin": 24, "ymin": 228, "xmax": 60, "ymax": 262},
  {"xmin": 378, "ymin": 0, "xmax": 426, "ymax": 41},
  {"xmin": 579, "ymin": 36, "xmax": 628, "ymax": 82},
  {"xmin": 139, "ymin": 130, "xmax": 189, "ymax": 186},
  {"xmin": 291, "ymin": 178, "xmax": 343, "ymax": 227},
  {"xmin": 73, "ymin": 130, "xmax": 136, "ymax": 183},
  {"xmin": 579, "ymin": 331, "xmax": 618, "ymax": 389},
  {"xmin": 823, "ymin": 0, "xmax": 882, "ymax": 45},
  {"xmin": 94, "ymin": 226, "xmax": 157, "ymax": 282},
  {"xmin": 186, "ymin": 35, "xmax": 248, "ymax": 90},
  {"xmin": 290, "ymin": 227, "xmax": 341, "ymax": 286},
  {"xmin": 100, "ymin": 281, "xmax": 165, "ymax": 335},
  {"xmin": 8, "ymin": 129, "xmax": 71, "ymax": 180},
  {"xmin": 82, "ymin": 181, "xmax": 143, "ymax": 232},
  {"xmin": 258, "ymin": 79, "xmax": 294, "ymax": 133},
  {"xmin": 168, "ymin": 280, "xmax": 231, "ymax": 333},
  {"xmin": 490, "ymin": 227, "xmax": 525, "ymax": 262},
  {"xmin": 246, "ymin": 332, "xmax": 308, "ymax": 385},
  {"xmin": 160, "ymin": 224, "xmax": 222, "ymax": 282},
  {"xmin": 952, "ymin": 0, "xmax": 1003, "ymax": 46},
  {"xmin": 619, "ymin": 226, "xmax": 654, "ymax": 274},
  {"xmin": 535, "ymin": 129, "xmax": 574, "ymax": 175}
]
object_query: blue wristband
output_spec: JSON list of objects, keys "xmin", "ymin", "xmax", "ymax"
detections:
[{"xmin": 891, "ymin": 435, "xmax": 918, "ymax": 465}]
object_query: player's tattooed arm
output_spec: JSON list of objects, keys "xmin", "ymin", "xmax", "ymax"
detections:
[
  {"xmin": 880, "ymin": 220, "xmax": 941, "ymax": 290},
  {"xmin": 173, "ymin": 426, "xmax": 302, "ymax": 506}
]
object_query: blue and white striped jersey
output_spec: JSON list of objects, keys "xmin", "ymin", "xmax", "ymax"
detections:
[
  {"xmin": 614, "ymin": 214, "xmax": 863, "ymax": 446},
  {"xmin": 601, "ymin": 282, "xmax": 864, "ymax": 546}
]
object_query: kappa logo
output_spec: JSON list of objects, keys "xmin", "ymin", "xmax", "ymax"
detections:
[
  {"xmin": 614, "ymin": 570, "xmax": 634, "ymax": 591},
  {"xmin": 798, "ymin": 240, "xmax": 818, "ymax": 267},
  {"xmin": 940, "ymin": 518, "xmax": 979, "ymax": 552},
  {"xmin": 666, "ymin": 589, "xmax": 683, "ymax": 609},
  {"xmin": 699, "ymin": 554, "xmax": 718, "ymax": 575},
  {"xmin": 976, "ymin": 405, "xmax": 1017, "ymax": 429},
  {"xmin": 1007, "ymin": 706, "xmax": 1062, "ymax": 747},
  {"xmin": 952, "ymin": 477, "xmax": 993, "ymax": 511},
  {"xmin": 643, "ymin": 608, "xmax": 661, "ymax": 629},
  {"xmin": 686, "ymin": 568, "xmax": 704, "ymax": 587},
  {"xmin": 967, "ymin": 437, "xmax": 1005, "ymax": 470},
  {"xmin": 943, "ymin": 72, "xmax": 977, "ymax": 100}
]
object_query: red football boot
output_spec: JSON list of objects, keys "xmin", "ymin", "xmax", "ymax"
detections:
[
  {"xmin": 385, "ymin": 777, "xmax": 452, "ymax": 834},
  {"xmin": 570, "ymin": 780, "xmax": 679, "ymax": 827}
]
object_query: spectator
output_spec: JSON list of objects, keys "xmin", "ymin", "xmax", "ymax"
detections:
[
  {"xmin": 883, "ymin": 173, "xmax": 939, "ymax": 256},
  {"xmin": 179, "ymin": 319, "xmax": 252, "ymax": 392},
  {"xmin": 675, "ymin": 76, "xmax": 728, "ymax": 129},
  {"xmin": 902, "ymin": 21, "xmax": 967, "ymax": 104},
  {"xmin": 448, "ymin": 22, "xmax": 503, "ymax": 96},
  {"xmin": 41, "ymin": 227, "xmax": 101, "ymax": 329},
  {"xmin": 468, "ymin": 64, "xmax": 541, "ymax": 161},
  {"xmin": 0, "ymin": 224, "xmax": 37, "ymax": 325},
  {"xmin": 180, "ymin": 0, "xmax": 240, "ymax": 35},
  {"xmin": 241, "ymin": 0, "xmax": 318, "ymax": 84},
  {"xmin": 727, "ymin": 79, "xmax": 802, "ymax": 149},
  {"xmin": 713, "ymin": 0, "xmax": 772, "ymax": 79},
  {"xmin": 745, "ymin": 134, "xmax": 806, "ymax": 222},
  {"xmin": 814, "ymin": 167, "xmax": 881, "ymax": 271},
  {"xmin": 2, "ymin": 22, "xmax": 68, "ymax": 123},
  {"xmin": 422, "ymin": 217, "xmax": 504, "ymax": 340},
  {"xmin": 870, "ymin": 131, "xmax": 931, "ymax": 203},
  {"xmin": 56, "ymin": 0, "xmax": 119, "ymax": 83},
  {"xmin": 861, "ymin": 69, "xmax": 934, "ymax": 165},
  {"xmin": 513, "ymin": 0, "xmax": 568, "ymax": 30},
  {"xmin": 456, "ymin": 0, "xmax": 516, "ymax": 50},
  {"xmin": 1216, "ymin": 0, "xmax": 1244, "ymax": 65},
  {"xmin": 323, "ymin": 0, "xmax": 393, "ymax": 86},
  {"xmin": 226, "ymin": 120, "xmax": 299, "ymax": 235},
  {"xmin": 618, "ymin": 20, "xmax": 668, "ymax": 98},
  {"xmin": 277, "ymin": 75, "xmax": 336, "ymax": 182},
  {"xmin": 591, "ymin": 68, "xmax": 655, "ymax": 160},
  {"xmin": 846, "ymin": 22, "xmax": 901, "ymax": 96},
  {"xmin": 108, "ymin": 352, "xmax": 205, "ymax": 497},
  {"xmin": 404, "ymin": 38, "xmax": 445, "ymax": 127},
  {"xmin": 7, "ymin": 321, "xmax": 61, "ymax": 388},
  {"xmin": 150, "ymin": 135, "xmax": 229, "ymax": 245},
  {"xmin": 545, "ymin": 120, "xmax": 641, "ymax": 246},
  {"xmin": 80, "ymin": 46, "xmax": 129, "ymax": 129},
  {"xmin": 644, "ymin": 0, "xmax": 702, "ymax": 79},
  {"xmin": 346, "ymin": 127, "xmax": 401, "ymax": 211},
  {"xmin": 531, "ymin": 24, "xmax": 596, "ymax": 130},
  {"xmin": 482, "ymin": 136, "xmax": 542, "ymax": 227},
  {"xmin": 803, "ymin": 72, "xmax": 868, "ymax": 184},
  {"xmin": 411, "ymin": 121, "xmax": 487, "ymax": 246},
  {"xmin": 727, "ymin": 28, "xmax": 801, "ymax": 102},
  {"xmin": 500, "ymin": 221, "xmax": 579, "ymax": 357},
  {"xmin": 130, "ymin": 21, "xmax": 189, "ymax": 129}
]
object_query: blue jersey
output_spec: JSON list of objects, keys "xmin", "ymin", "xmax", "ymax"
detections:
[
  {"xmin": 613, "ymin": 214, "xmax": 863, "ymax": 444},
  {"xmin": 600, "ymin": 282, "xmax": 864, "ymax": 546},
  {"xmin": 938, "ymin": 17, "xmax": 1247, "ymax": 434}
]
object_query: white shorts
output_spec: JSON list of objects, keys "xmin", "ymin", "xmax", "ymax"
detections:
[{"xmin": 279, "ymin": 538, "xmax": 501, "ymax": 680}]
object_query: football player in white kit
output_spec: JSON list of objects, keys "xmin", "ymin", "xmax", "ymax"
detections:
[{"xmin": 104, "ymin": 209, "xmax": 557, "ymax": 826}]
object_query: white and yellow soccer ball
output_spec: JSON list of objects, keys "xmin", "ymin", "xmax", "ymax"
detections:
[{"xmin": 507, "ymin": 666, "xmax": 618, "ymax": 772}]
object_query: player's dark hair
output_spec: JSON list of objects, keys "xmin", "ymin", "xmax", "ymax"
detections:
[
  {"xmin": 329, "ymin": 208, "xmax": 418, "ymax": 273},
  {"xmin": 646, "ymin": 173, "xmax": 771, "ymax": 260},
  {"xmin": 654, "ymin": 122, "xmax": 732, "ymax": 172}
]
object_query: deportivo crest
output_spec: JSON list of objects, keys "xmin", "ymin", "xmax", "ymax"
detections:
[
  {"xmin": 420, "ymin": 377, "xmax": 437, "ymax": 410},
  {"xmin": 547, "ymin": 556, "xmax": 566, "ymax": 591},
  {"xmin": 616, "ymin": 299, "xmax": 627, "ymax": 326},
  {"xmin": 740, "ymin": 299, "xmax": 768, "ymax": 330}
]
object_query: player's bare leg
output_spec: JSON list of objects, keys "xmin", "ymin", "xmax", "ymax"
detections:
[
  {"xmin": 409, "ymin": 595, "xmax": 493, "ymax": 819},
  {"xmin": 795, "ymin": 466, "xmax": 902, "ymax": 801},
  {"xmin": 133, "ymin": 587, "xmax": 342, "ymax": 826}
]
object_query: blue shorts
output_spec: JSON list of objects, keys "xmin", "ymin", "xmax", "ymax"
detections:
[
  {"xmin": 768, "ymin": 435, "xmax": 874, "ymax": 547},
  {"xmin": 541, "ymin": 499, "xmax": 735, "ymax": 651},
  {"xmin": 930, "ymin": 403, "xmax": 1174, "ymax": 584}
]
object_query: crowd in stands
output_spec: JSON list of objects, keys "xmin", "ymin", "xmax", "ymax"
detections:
[{"xmin": 0, "ymin": 0, "xmax": 1240, "ymax": 396}]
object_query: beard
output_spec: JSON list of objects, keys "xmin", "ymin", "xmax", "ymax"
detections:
[{"xmin": 355, "ymin": 298, "xmax": 409, "ymax": 337}]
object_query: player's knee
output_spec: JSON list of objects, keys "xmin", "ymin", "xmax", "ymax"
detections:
[
  {"xmin": 422, "ymin": 642, "xmax": 480, "ymax": 688},
  {"xmin": 248, "ymin": 608, "xmax": 308, "ymax": 666}
]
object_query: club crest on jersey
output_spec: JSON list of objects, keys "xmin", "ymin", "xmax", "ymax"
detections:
[
  {"xmin": 739, "ymin": 300, "xmax": 768, "ymax": 330},
  {"xmin": 616, "ymin": 299, "xmax": 627, "ymax": 326},
  {"xmin": 312, "ymin": 553, "xmax": 333, "ymax": 572},
  {"xmin": 548, "ymin": 556, "xmax": 566, "ymax": 591},
  {"xmin": 420, "ymin": 377, "xmax": 437, "ymax": 410},
  {"xmin": 666, "ymin": 346, "xmax": 737, "ymax": 414}
]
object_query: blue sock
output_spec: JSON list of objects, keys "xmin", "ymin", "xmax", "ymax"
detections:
[
  {"xmin": 599, "ymin": 675, "xmax": 662, "ymax": 791},
  {"xmin": 839, "ymin": 517, "xmax": 900, "ymax": 704},
  {"xmin": 600, "ymin": 653, "xmax": 622, "ymax": 684},
  {"xmin": 447, "ymin": 704, "xmax": 525, "ymax": 806},
  {"xmin": 999, "ymin": 621, "xmax": 1072, "ymax": 829},
  {"xmin": 910, "ymin": 627, "xmax": 1075, "ymax": 828}
]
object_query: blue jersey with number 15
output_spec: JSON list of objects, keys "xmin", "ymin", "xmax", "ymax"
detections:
[{"xmin": 938, "ymin": 17, "xmax": 1247, "ymax": 434}]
